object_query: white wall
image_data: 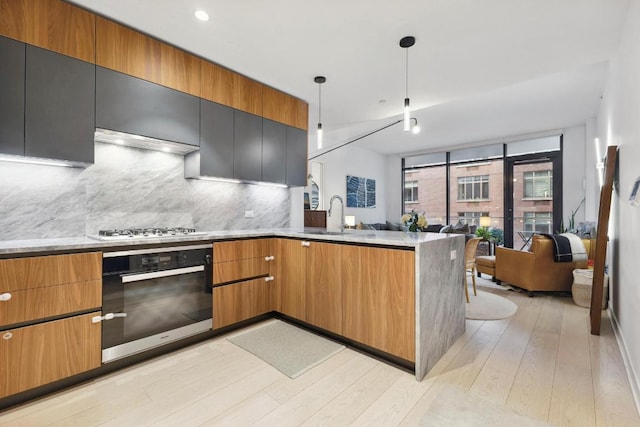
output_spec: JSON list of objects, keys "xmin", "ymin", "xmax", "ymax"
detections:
[
  {"xmin": 596, "ymin": 0, "xmax": 640, "ymax": 404},
  {"xmin": 562, "ymin": 124, "xmax": 588, "ymax": 225},
  {"xmin": 311, "ymin": 144, "xmax": 389, "ymax": 229},
  {"xmin": 385, "ymin": 155, "xmax": 403, "ymax": 222}
]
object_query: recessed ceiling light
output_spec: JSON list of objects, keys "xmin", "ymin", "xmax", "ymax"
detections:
[
  {"xmin": 162, "ymin": 147, "xmax": 171, "ymax": 152},
  {"xmin": 194, "ymin": 10, "xmax": 210, "ymax": 21}
]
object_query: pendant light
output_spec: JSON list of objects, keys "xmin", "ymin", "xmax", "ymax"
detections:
[
  {"xmin": 314, "ymin": 76, "xmax": 326, "ymax": 149},
  {"xmin": 400, "ymin": 36, "xmax": 415, "ymax": 132}
]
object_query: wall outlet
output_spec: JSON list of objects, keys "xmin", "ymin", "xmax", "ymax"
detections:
[
  {"xmin": 450, "ymin": 250, "xmax": 456, "ymax": 260},
  {"xmin": 244, "ymin": 210, "xmax": 255, "ymax": 218}
]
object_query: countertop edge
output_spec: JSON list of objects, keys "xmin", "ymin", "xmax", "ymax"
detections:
[{"xmin": 0, "ymin": 229, "xmax": 464, "ymax": 256}]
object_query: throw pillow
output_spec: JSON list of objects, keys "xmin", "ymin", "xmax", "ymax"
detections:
[
  {"xmin": 424, "ymin": 224, "xmax": 443, "ymax": 233},
  {"xmin": 451, "ymin": 222, "xmax": 469, "ymax": 234},
  {"xmin": 386, "ymin": 221, "xmax": 402, "ymax": 231},
  {"xmin": 439, "ymin": 225, "xmax": 453, "ymax": 233}
]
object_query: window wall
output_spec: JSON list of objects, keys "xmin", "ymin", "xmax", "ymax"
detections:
[{"xmin": 402, "ymin": 135, "xmax": 562, "ymax": 247}]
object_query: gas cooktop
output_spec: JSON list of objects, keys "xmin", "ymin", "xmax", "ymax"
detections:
[{"xmin": 88, "ymin": 227, "xmax": 208, "ymax": 241}]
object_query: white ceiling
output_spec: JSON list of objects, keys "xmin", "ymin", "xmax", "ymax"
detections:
[{"xmin": 70, "ymin": 0, "xmax": 629, "ymax": 156}]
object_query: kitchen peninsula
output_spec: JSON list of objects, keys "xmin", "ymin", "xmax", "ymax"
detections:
[{"xmin": 0, "ymin": 228, "xmax": 465, "ymax": 408}]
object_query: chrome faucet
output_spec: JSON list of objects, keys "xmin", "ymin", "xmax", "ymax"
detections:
[{"xmin": 328, "ymin": 195, "xmax": 345, "ymax": 231}]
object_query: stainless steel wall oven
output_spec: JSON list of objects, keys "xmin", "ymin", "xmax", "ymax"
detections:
[{"xmin": 100, "ymin": 244, "xmax": 212, "ymax": 363}]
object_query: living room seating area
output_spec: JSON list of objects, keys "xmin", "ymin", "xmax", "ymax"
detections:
[{"xmin": 494, "ymin": 234, "xmax": 596, "ymax": 294}]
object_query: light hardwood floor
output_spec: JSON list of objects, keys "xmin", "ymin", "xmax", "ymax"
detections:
[{"xmin": 1, "ymin": 279, "xmax": 638, "ymax": 426}]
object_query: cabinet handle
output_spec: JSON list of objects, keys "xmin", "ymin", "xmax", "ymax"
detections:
[
  {"xmin": 264, "ymin": 276, "xmax": 274, "ymax": 282},
  {"xmin": 3, "ymin": 332, "xmax": 12, "ymax": 340},
  {"xmin": 265, "ymin": 256, "xmax": 275, "ymax": 261},
  {"xmin": 301, "ymin": 241, "xmax": 310, "ymax": 247},
  {"xmin": 0, "ymin": 293, "xmax": 11, "ymax": 301},
  {"xmin": 92, "ymin": 312, "xmax": 127, "ymax": 323}
]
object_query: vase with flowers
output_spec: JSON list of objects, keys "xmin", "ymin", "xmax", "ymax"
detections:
[{"xmin": 401, "ymin": 210, "xmax": 428, "ymax": 232}]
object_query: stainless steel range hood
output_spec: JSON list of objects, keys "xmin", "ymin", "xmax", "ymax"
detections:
[{"xmin": 94, "ymin": 128, "xmax": 199, "ymax": 155}]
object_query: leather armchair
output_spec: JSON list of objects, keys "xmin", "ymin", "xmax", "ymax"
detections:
[{"xmin": 495, "ymin": 235, "xmax": 595, "ymax": 293}]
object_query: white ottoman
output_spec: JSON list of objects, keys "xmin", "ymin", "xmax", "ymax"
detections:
[{"xmin": 572, "ymin": 269, "xmax": 608, "ymax": 309}]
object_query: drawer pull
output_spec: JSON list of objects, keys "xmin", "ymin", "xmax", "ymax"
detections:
[
  {"xmin": 264, "ymin": 256, "xmax": 275, "ymax": 261},
  {"xmin": 301, "ymin": 241, "xmax": 310, "ymax": 247},
  {"xmin": 0, "ymin": 293, "xmax": 11, "ymax": 301},
  {"xmin": 264, "ymin": 276, "xmax": 275, "ymax": 282},
  {"xmin": 3, "ymin": 332, "xmax": 12, "ymax": 340},
  {"xmin": 92, "ymin": 312, "xmax": 127, "ymax": 323}
]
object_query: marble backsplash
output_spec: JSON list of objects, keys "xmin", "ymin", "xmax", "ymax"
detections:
[{"xmin": 0, "ymin": 143, "xmax": 290, "ymax": 240}]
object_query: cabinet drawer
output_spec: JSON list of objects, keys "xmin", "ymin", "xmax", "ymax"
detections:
[
  {"xmin": 0, "ymin": 280, "xmax": 101, "ymax": 327},
  {"xmin": 213, "ymin": 258, "xmax": 270, "ymax": 285},
  {"xmin": 214, "ymin": 239, "xmax": 272, "ymax": 263},
  {"xmin": 213, "ymin": 278, "xmax": 272, "ymax": 329},
  {"xmin": 0, "ymin": 252, "xmax": 101, "ymax": 292},
  {"xmin": 0, "ymin": 312, "xmax": 101, "ymax": 398}
]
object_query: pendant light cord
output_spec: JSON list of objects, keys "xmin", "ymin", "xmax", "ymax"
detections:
[
  {"xmin": 405, "ymin": 48, "xmax": 409, "ymax": 98},
  {"xmin": 318, "ymin": 83, "xmax": 322, "ymax": 124}
]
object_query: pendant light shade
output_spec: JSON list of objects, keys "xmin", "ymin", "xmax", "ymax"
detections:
[
  {"xmin": 400, "ymin": 36, "xmax": 415, "ymax": 133},
  {"xmin": 314, "ymin": 76, "xmax": 326, "ymax": 149}
]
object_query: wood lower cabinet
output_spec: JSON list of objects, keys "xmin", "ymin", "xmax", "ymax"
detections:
[
  {"xmin": 304, "ymin": 242, "xmax": 342, "ymax": 334},
  {"xmin": 272, "ymin": 239, "xmax": 342, "ymax": 334},
  {"xmin": 272, "ymin": 239, "xmax": 306, "ymax": 320},
  {"xmin": 0, "ymin": 280, "xmax": 101, "ymax": 327},
  {"xmin": 212, "ymin": 239, "xmax": 275, "ymax": 329},
  {"xmin": 213, "ymin": 278, "xmax": 272, "ymax": 329},
  {"xmin": 0, "ymin": 252, "xmax": 101, "ymax": 291},
  {"xmin": 341, "ymin": 245, "xmax": 416, "ymax": 362},
  {"xmin": 0, "ymin": 312, "xmax": 102, "ymax": 398}
]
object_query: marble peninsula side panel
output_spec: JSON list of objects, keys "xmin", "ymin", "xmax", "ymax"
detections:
[{"xmin": 414, "ymin": 234, "xmax": 466, "ymax": 380}]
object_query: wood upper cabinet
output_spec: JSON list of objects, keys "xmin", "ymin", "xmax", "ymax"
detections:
[
  {"xmin": 341, "ymin": 245, "xmax": 415, "ymax": 362},
  {"xmin": 0, "ymin": 0, "xmax": 96, "ymax": 63},
  {"xmin": 263, "ymin": 85, "xmax": 308, "ymax": 130},
  {"xmin": 95, "ymin": 17, "xmax": 201, "ymax": 96},
  {"xmin": 0, "ymin": 252, "xmax": 102, "ymax": 327},
  {"xmin": 0, "ymin": 312, "xmax": 101, "ymax": 399},
  {"xmin": 201, "ymin": 61, "xmax": 263, "ymax": 116}
]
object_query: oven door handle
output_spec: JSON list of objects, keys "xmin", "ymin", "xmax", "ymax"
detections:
[{"xmin": 121, "ymin": 265, "xmax": 205, "ymax": 283}]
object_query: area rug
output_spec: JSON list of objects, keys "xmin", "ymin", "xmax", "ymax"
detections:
[
  {"xmin": 466, "ymin": 290, "xmax": 518, "ymax": 320},
  {"xmin": 227, "ymin": 320, "xmax": 345, "ymax": 378}
]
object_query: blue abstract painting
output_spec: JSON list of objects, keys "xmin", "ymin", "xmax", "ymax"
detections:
[{"xmin": 346, "ymin": 175, "xmax": 376, "ymax": 208}]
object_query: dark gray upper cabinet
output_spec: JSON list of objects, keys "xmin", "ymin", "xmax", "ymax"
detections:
[
  {"xmin": 25, "ymin": 45, "xmax": 95, "ymax": 164},
  {"xmin": 262, "ymin": 119, "xmax": 287, "ymax": 184},
  {"xmin": 233, "ymin": 110, "xmax": 263, "ymax": 182},
  {"xmin": 0, "ymin": 36, "xmax": 25, "ymax": 156},
  {"xmin": 185, "ymin": 99, "xmax": 234, "ymax": 179},
  {"xmin": 286, "ymin": 126, "xmax": 308, "ymax": 186},
  {"xmin": 96, "ymin": 67, "xmax": 199, "ymax": 146}
]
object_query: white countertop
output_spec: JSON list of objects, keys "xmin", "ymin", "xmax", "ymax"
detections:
[{"xmin": 0, "ymin": 228, "xmax": 462, "ymax": 256}]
